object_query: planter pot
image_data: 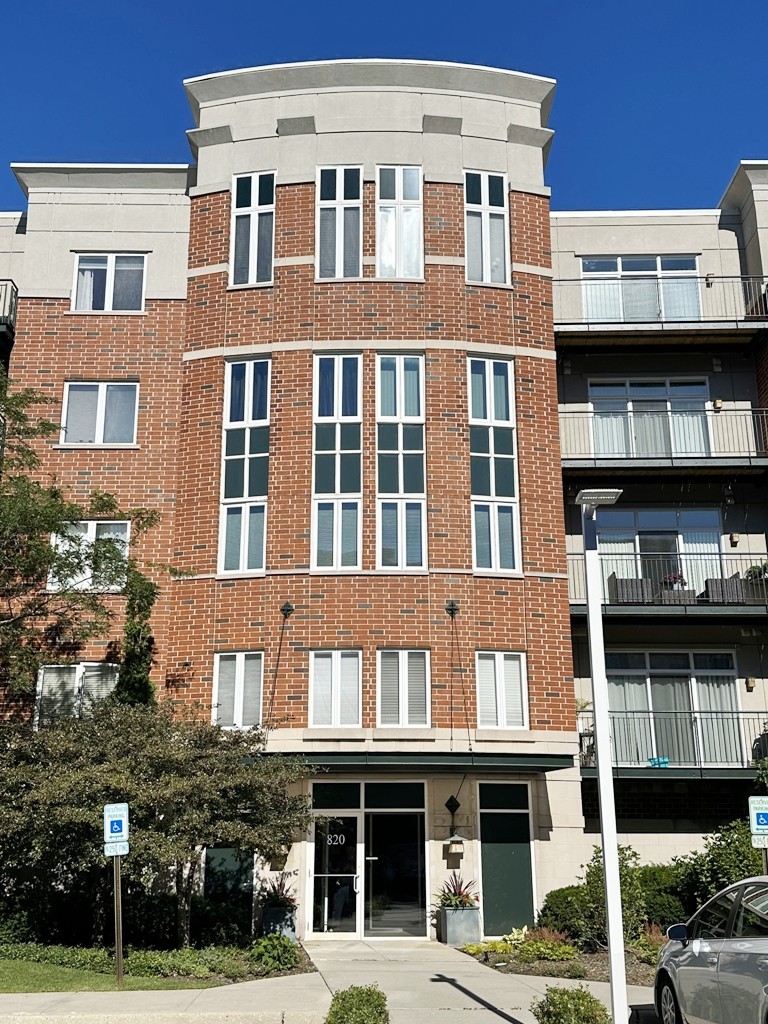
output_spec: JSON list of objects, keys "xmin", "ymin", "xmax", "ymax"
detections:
[
  {"xmin": 437, "ymin": 906, "xmax": 481, "ymax": 946},
  {"xmin": 660, "ymin": 588, "xmax": 696, "ymax": 605},
  {"xmin": 261, "ymin": 906, "xmax": 297, "ymax": 941}
]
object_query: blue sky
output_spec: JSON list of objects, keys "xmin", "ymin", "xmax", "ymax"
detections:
[{"xmin": 2, "ymin": 0, "xmax": 767, "ymax": 212}]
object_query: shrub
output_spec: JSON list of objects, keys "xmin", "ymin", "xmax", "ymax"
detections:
[
  {"xmin": 674, "ymin": 820, "xmax": 762, "ymax": 913},
  {"xmin": 525, "ymin": 927, "xmax": 570, "ymax": 944},
  {"xmin": 636, "ymin": 863, "xmax": 686, "ymax": 929},
  {"xmin": 580, "ymin": 846, "xmax": 646, "ymax": 948},
  {"xmin": 0, "ymin": 943, "xmax": 113, "ymax": 973},
  {"xmin": 516, "ymin": 939, "xmax": 578, "ymax": 963},
  {"xmin": 631, "ymin": 924, "xmax": 667, "ymax": 966},
  {"xmin": 530, "ymin": 985, "xmax": 610, "ymax": 1024},
  {"xmin": 250, "ymin": 933, "xmax": 300, "ymax": 972},
  {"xmin": 0, "ymin": 908, "xmax": 33, "ymax": 944},
  {"xmin": 325, "ymin": 984, "xmax": 389, "ymax": 1024},
  {"xmin": 536, "ymin": 885, "xmax": 585, "ymax": 942}
]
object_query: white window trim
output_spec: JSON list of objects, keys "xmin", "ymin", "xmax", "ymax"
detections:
[
  {"xmin": 315, "ymin": 166, "xmax": 363, "ymax": 281},
  {"xmin": 471, "ymin": 502, "xmax": 520, "ymax": 574},
  {"xmin": 375, "ymin": 165, "xmax": 424, "ymax": 280},
  {"xmin": 376, "ymin": 353, "xmax": 425, "ymax": 423},
  {"xmin": 475, "ymin": 651, "xmax": 529, "ymax": 730},
  {"xmin": 376, "ymin": 498, "xmax": 427, "ymax": 571},
  {"xmin": 212, "ymin": 651, "xmax": 264, "ymax": 729},
  {"xmin": 314, "ymin": 353, "xmax": 362, "ymax": 423},
  {"xmin": 230, "ymin": 172, "xmax": 276, "ymax": 287},
  {"xmin": 464, "ymin": 171, "xmax": 510, "ymax": 286},
  {"xmin": 376, "ymin": 649, "xmax": 431, "ymax": 728},
  {"xmin": 34, "ymin": 662, "xmax": 119, "ymax": 729},
  {"xmin": 60, "ymin": 381, "xmax": 139, "ymax": 446},
  {"xmin": 217, "ymin": 502, "xmax": 267, "ymax": 576},
  {"xmin": 70, "ymin": 253, "xmax": 147, "ymax": 313},
  {"xmin": 308, "ymin": 649, "xmax": 362, "ymax": 728},
  {"xmin": 311, "ymin": 499, "xmax": 362, "ymax": 572},
  {"xmin": 49, "ymin": 520, "xmax": 130, "ymax": 592}
]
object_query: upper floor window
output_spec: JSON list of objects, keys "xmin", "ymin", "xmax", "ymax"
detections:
[
  {"xmin": 317, "ymin": 167, "xmax": 362, "ymax": 279},
  {"xmin": 219, "ymin": 360, "xmax": 269, "ymax": 573},
  {"xmin": 61, "ymin": 382, "xmax": 138, "ymax": 445},
  {"xmin": 469, "ymin": 358, "xmax": 518, "ymax": 571},
  {"xmin": 36, "ymin": 662, "xmax": 119, "ymax": 727},
  {"xmin": 476, "ymin": 652, "xmax": 527, "ymax": 728},
  {"xmin": 378, "ymin": 650, "xmax": 429, "ymax": 727},
  {"xmin": 581, "ymin": 256, "xmax": 700, "ymax": 322},
  {"xmin": 232, "ymin": 173, "xmax": 275, "ymax": 285},
  {"xmin": 310, "ymin": 650, "xmax": 361, "ymax": 727},
  {"xmin": 313, "ymin": 355, "xmax": 362, "ymax": 570},
  {"xmin": 465, "ymin": 172, "xmax": 508, "ymax": 284},
  {"xmin": 213, "ymin": 652, "xmax": 263, "ymax": 729},
  {"xmin": 376, "ymin": 166, "xmax": 423, "ymax": 279},
  {"xmin": 73, "ymin": 254, "xmax": 145, "ymax": 312},
  {"xmin": 49, "ymin": 521, "xmax": 129, "ymax": 591}
]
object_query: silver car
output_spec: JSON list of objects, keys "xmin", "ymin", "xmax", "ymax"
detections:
[{"xmin": 655, "ymin": 876, "xmax": 768, "ymax": 1024}]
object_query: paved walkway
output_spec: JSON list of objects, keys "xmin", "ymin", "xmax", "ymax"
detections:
[{"xmin": 0, "ymin": 940, "xmax": 659, "ymax": 1024}]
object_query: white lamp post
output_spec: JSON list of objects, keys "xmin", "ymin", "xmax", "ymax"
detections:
[{"xmin": 575, "ymin": 488, "xmax": 628, "ymax": 1024}]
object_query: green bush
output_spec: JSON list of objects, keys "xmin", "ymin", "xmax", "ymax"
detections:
[
  {"xmin": 674, "ymin": 820, "xmax": 762, "ymax": 914},
  {"xmin": 0, "ymin": 908, "xmax": 33, "ymax": 944},
  {"xmin": 0, "ymin": 943, "xmax": 113, "ymax": 973},
  {"xmin": 325, "ymin": 984, "xmax": 389, "ymax": 1024},
  {"xmin": 580, "ymin": 846, "xmax": 646, "ymax": 948},
  {"xmin": 636, "ymin": 863, "xmax": 686, "ymax": 928},
  {"xmin": 516, "ymin": 939, "xmax": 578, "ymax": 963},
  {"xmin": 250, "ymin": 933, "xmax": 300, "ymax": 972},
  {"xmin": 530, "ymin": 985, "xmax": 610, "ymax": 1024},
  {"xmin": 536, "ymin": 885, "xmax": 585, "ymax": 942}
]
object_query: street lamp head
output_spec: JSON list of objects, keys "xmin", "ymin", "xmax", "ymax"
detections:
[{"xmin": 575, "ymin": 488, "xmax": 623, "ymax": 516}]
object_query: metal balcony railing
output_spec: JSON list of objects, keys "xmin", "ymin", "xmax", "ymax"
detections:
[
  {"xmin": 578, "ymin": 709, "xmax": 768, "ymax": 770},
  {"xmin": 567, "ymin": 552, "xmax": 768, "ymax": 607},
  {"xmin": 559, "ymin": 407, "xmax": 768, "ymax": 461},
  {"xmin": 553, "ymin": 275, "xmax": 768, "ymax": 326},
  {"xmin": 0, "ymin": 280, "xmax": 18, "ymax": 331}
]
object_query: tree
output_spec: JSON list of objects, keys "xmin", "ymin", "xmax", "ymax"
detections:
[
  {"xmin": 673, "ymin": 819, "xmax": 762, "ymax": 912},
  {"xmin": 0, "ymin": 701, "xmax": 312, "ymax": 946}
]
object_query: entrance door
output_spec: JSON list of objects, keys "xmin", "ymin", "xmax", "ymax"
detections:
[
  {"xmin": 310, "ymin": 815, "xmax": 362, "ymax": 935},
  {"xmin": 364, "ymin": 812, "xmax": 426, "ymax": 937}
]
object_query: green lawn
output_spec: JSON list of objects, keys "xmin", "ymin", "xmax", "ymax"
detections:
[{"xmin": 0, "ymin": 960, "xmax": 222, "ymax": 992}]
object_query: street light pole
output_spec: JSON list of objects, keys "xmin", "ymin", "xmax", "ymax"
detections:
[{"xmin": 576, "ymin": 488, "xmax": 628, "ymax": 1024}]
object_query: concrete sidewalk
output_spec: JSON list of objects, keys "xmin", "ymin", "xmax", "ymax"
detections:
[{"xmin": 0, "ymin": 940, "xmax": 659, "ymax": 1024}]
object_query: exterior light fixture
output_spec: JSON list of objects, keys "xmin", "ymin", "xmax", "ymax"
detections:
[
  {"xmin": 445, "ymin": 600, "xmax": 459, "ymax": 619},
  {"xmin": 280, "ymin": 602, "xmax": 294, "ymax": 619},
  {"xmin": 448, "ymin": 832, "xmax": 466, "ymax": 856}
]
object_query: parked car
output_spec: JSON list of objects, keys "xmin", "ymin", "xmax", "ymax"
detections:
[{"xmin": 655, "ymin": 876, "xmax": 768, "ymax": 1024}]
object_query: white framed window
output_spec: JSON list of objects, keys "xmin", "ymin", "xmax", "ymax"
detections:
[
  {"xmin": 376, "ymin": 354, "xmax": 426, "ymax": 570},
  {"xmin": 468, "ymin": 358, "xmax": 519, "ymax": 571},
  {"xmin": 49, "ymin": 520, "xmax": 130, "ymax": 591},
  {"xmin": 35, "ymin": 662, "xmax": 119, "ymax": 728},
  {"xmin": 317, "ymin": 167, "xmax": 362, "ymax": 279},
  {"xmin": 312, "ymin": 355, "xmax": 362, "ymax": 570},
  {"xmin": 476, "ymin": 652, "xmax": 527, "ymax": 728},
  {"xmin": 72, "ymin": 254, "xmax": 146, "ymax": 312},
  {"xmin": 310, "ymin": 650, "xmax": 361, "ymax": 727},
  {"xmin": 464, "ymin": 172, "xmax": 508, "ymax": 284},
  {"xmin": 378, "ymin": 650, "xmax": 429, "ymax": 727},
  {"xmin": 219, "ymin": 360, "xmax": 270, "ymax": 573},
  {"xmin": 213, "ymin": 652, "xmax": 263, "ymax": 729},
  {"xmin": 376, "ymin": 166, "xmax": 423, "ymax": 279},
  {"xmin": 581, "ymin": 256, "xmax": 700, "ymax": 323},
  {"xmin": 231, "ymin": 172, "xmax": 275, "ymax": 285},
  {"xmin": 61, "ymin": 382, "xmax": 138, "ymax": 445}
]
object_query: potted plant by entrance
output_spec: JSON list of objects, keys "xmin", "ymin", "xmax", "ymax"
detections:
[
  {"xmin": 259, "ymin": 873, "xmax": 297, "ymax": 941},
  {"xmin": 434, "ymin": 872, "xmax": 481, "ymax": 945}
]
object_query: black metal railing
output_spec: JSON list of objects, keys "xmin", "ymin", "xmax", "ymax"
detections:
[
  {"xmin": 578, "ymin": 709, "xmax": 768, "ymax": 769},
  {"xmin": 0, "ymin": 280, "xmax": 18, "ymax": 331}
]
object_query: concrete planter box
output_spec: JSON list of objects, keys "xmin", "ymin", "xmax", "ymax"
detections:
[
  {"xmin": 437, "ymin": 906, "xmax": 481, "ymax": 946},
  {"xmin": 261, "ymin": 907, "xmax": 296, "ymax": 941},
  {"xmin": 660, "ymin": 588, "xmax": 696, "ymax": 605}
]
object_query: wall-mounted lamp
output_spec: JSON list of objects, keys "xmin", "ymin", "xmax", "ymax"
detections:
[
  {"xmin": 724, "ymin": 485, "xmax": 735, "ymax": 507},
  {"xmin": 730, "ymin": 533, "xmax": 740, "ymax": 547},
  {"xmin": 713, "ymin": 398, "xmax": 723, "ymax": 411},
  {"xmin": 280, "ymin": 602, "xmax": 294, "ymax": 619},
  {"xmin": 706, "ymin": 273, "xmax": 716, "ymax": 289},
  {"xmin": 448, "ymin": 832, "xmax": 467, "ymax": 856},
  {"xmin": 746, "ymin": 677, "xmax": 757, "ymax": 692},
  {"xmin": 445, "ymin": 600, "xmax": 459, "ymax": 619}
]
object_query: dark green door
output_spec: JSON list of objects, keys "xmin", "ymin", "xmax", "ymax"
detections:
[{"xmin": 480, "ymin": 812, "xmax": 533, "ymax": 934}]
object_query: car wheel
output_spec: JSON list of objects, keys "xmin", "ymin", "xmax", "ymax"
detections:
[{"xmin": 659, "ymin": 979, "xmax": 681, "ymax": 1024}]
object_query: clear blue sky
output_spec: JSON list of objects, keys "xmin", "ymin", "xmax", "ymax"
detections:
[{"xmin": 2, "ymin": 0, "xmax": 767, "ymax": 212}]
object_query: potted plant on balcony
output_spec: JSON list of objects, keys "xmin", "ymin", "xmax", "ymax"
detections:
[
  {"xmin": 661, "ymin": 570, "xmax": 695, "ymax": 605},
  {"xmin": 259, "ymin": 872, "xmax": 297, "ymax": 940},
  {"xmin": 434, "ymin": 872, "xmax": 481, "ymax": 945}
]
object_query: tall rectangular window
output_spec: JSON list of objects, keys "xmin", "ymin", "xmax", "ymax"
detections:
[
  {"xmin": 73, "ymin": 254, "xmax": 145, "ymax": 311},
  {"xmin": 469, "ymin": 358, "xmax": 518, "ymax": 571},
  {"xmin": 376, "ymin": 166, "xmax": 423, "ymax": 279},
  {"xmin": 231, "ymin": 172, "xmax": 275, "ymax": 285},
  {"xmin": 61, "ymin": 382, "xmax": 138, "ymax": 445},
  {"xmin": 465, "ymin": 172, "xmax": 508, "ymax": 284},
  {"xmin": 219, "ymin": 360, "xmax": 269, "ymax": 573},
  {"xmin": 36, "ymin": 663, "xmax": 119, "ymax": 728},
  {"xmin": 377, "ymin": 354, "xmax": 426, "ymax": 569},
  {"xmin": 312, "ymin": 354, "xmax": 362, "ymax": 570},
  {"xmin": 378, "ymin": 650, "xmax": 429, "ymax": 727},
  {"xmin": 317, "ymin": 167, "xmax": 362, "ymax": 279},
  {"xmin": 213, "ymin": 652, "xmax": 263, "ymax": 729},
  {"xmin": 310, "ymin": 650, "xmax": 361, "ymax": 727},
  {"xmin": 476, "ymin": 652, "xmax": 527, "ymax": 728}
]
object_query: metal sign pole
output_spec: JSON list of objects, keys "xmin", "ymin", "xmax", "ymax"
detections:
[
  {"xmin": 763, "ymin": 849, "xmax": 768, "ymax": 875},
  {"xmin": 114, "ymin": 855, "xmax": 124, "ymax": 987}
]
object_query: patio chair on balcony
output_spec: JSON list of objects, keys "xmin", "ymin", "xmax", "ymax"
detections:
[
  {"xmin": 607, "ymin": 572, "xmax": 653, "ymax": 604},
  {"xmin": 705, "ymin": 574, "xmax": 747, "ymax": 604}
]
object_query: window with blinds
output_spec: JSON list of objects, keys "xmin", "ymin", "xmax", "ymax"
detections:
[
  {"xmin": 376, "ymin": 166, "xmax": 423, "ymax": 279},
  {"xmin": 231, "ymin": 172, "xmax": 275, "ymax": 285},
  {"xmin": 376, "ymin": 354, "xmax": 426, "ymax": 570},
  {"xmin": 317, "ymin": 167, "xmax": 362, "ymax": 279},
  {"xmin": 464, "ymin": 172, "xmax": 508, "ymax": 284},
  {"xmin": 36, "ymin": 663, "xmax": 119, "ymax": 727},
  {"xmin": 61, "ymin": 382, "xmax": 139, "ymax": 445},
  {"xmin": 49, "ymin": 520, "xmax": 130, "ymax": 591},
  {"xmin": 73, "ymin": 254, "xmax": 146, "ymax": 312},
  {"xmin": 219, "ymin": 360, "xmax": 269, "ymax": 573},
  {"xmin": 213, "ymin": 652, "xmax": 263, "ymax": 729},
  {"xmin": 312, "ymin": 355, "xmax": 362, "ymax": 570},
  {"xmin": 378, "ymin": 650, "xmax": 429, "ymax": 727},
  {"xmin": 476, "ymin": 652, "xmax": 527, "ymax": 728},
  {"xmin": 310, "ymin": 651, "xmax": 361, "ymax": 727}
]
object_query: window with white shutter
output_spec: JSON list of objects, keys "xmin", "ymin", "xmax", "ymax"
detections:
[
  {"xmin": 377, "ymin": 650, "xmax": 429, "ymax": 727},
  {"xmin": 213, "ymin": 652, "xmax": 263, "ymax": 729},
  {"xmin": 476, "ymin": 652, "xmax": 527, "ymax": 728},
  {"xmin": 36, "ymin": 663, "xmax": 119, "ymax": 728},
  {"xmin": 464, "ymin": 172, "xmax": 509, "ymax": 285},
  {"xmin": 317, "ymin": 167, "xmax": 362, "ymax": 279},
  {"xmin": 231, "ymin": 173, "xmax": 275, "ymax": 285},
  {"xmin": 310, "ymin": 651, "xmax": 361, "ymax": 727}
]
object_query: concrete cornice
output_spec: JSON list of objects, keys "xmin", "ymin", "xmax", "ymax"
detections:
[
  {"xmin": 11, "ymin": 164, "xmax": 192, "ymax": 197},
  {"xmin": 720, "ymin": 160, "xmax": 768, "ymax": 210}
]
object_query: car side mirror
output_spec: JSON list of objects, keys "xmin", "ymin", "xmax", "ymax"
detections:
[{"xmin": 667, "ymin": 923, "xmax": 689, "ymax": 945}]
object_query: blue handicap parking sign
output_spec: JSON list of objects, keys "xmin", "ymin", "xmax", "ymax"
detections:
[
  {"xmin": 110, "ymin": 820, "xmax": 123, "ymax": 834},
  {"xmin": 759, "ymin": 814, "xmax": 768, "ymax": 826}
]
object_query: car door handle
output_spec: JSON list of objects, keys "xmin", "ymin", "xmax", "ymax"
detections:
[
  {"xmin": 757, "ymin": 957, "xmax": 768, "ymax": 970},
  {"xmin": 707, "ymin": 956, "xmax": 718, "ymax": 966}
]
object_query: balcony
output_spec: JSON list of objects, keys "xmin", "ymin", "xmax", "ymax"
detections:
[
  {"xmin": 568, "ymin": 552, "xmax": 768, "ymax": 613},
  {"xmin": 578, "ymin": 709, "xmax": 768, "ymax": 773},
  {"xmin": 559, "ymin": 407, "xmax": 768, "ymax": 471},
  {"xmin": 554, "ymin": 275, "xmax": 768, "ymax": 339},
  {"xmin": 0, "ymin": 280, "xmax": 18, "ymax": 369}
]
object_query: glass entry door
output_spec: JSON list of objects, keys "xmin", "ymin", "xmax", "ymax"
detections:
[
  {"xmin": 311, "ymin": 816, "xmax": 362, "ymax": 935},
  {"xmin": 364, "ymin": 812, "xmax": 426, "ymax": 936}
]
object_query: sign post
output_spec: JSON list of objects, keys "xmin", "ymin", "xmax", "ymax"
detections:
[
  {"xmin": 103, "ymin": 803, "xmax": 129, "ymax": 987},
  {"xmin": 748, "ymin": 796, "xmax": 768, "ymax": 873}
]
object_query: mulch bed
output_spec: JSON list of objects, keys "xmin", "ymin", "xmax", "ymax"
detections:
[{"xmin": 464, "ymin": 948, "xmax": 656, "ymax": 987}]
